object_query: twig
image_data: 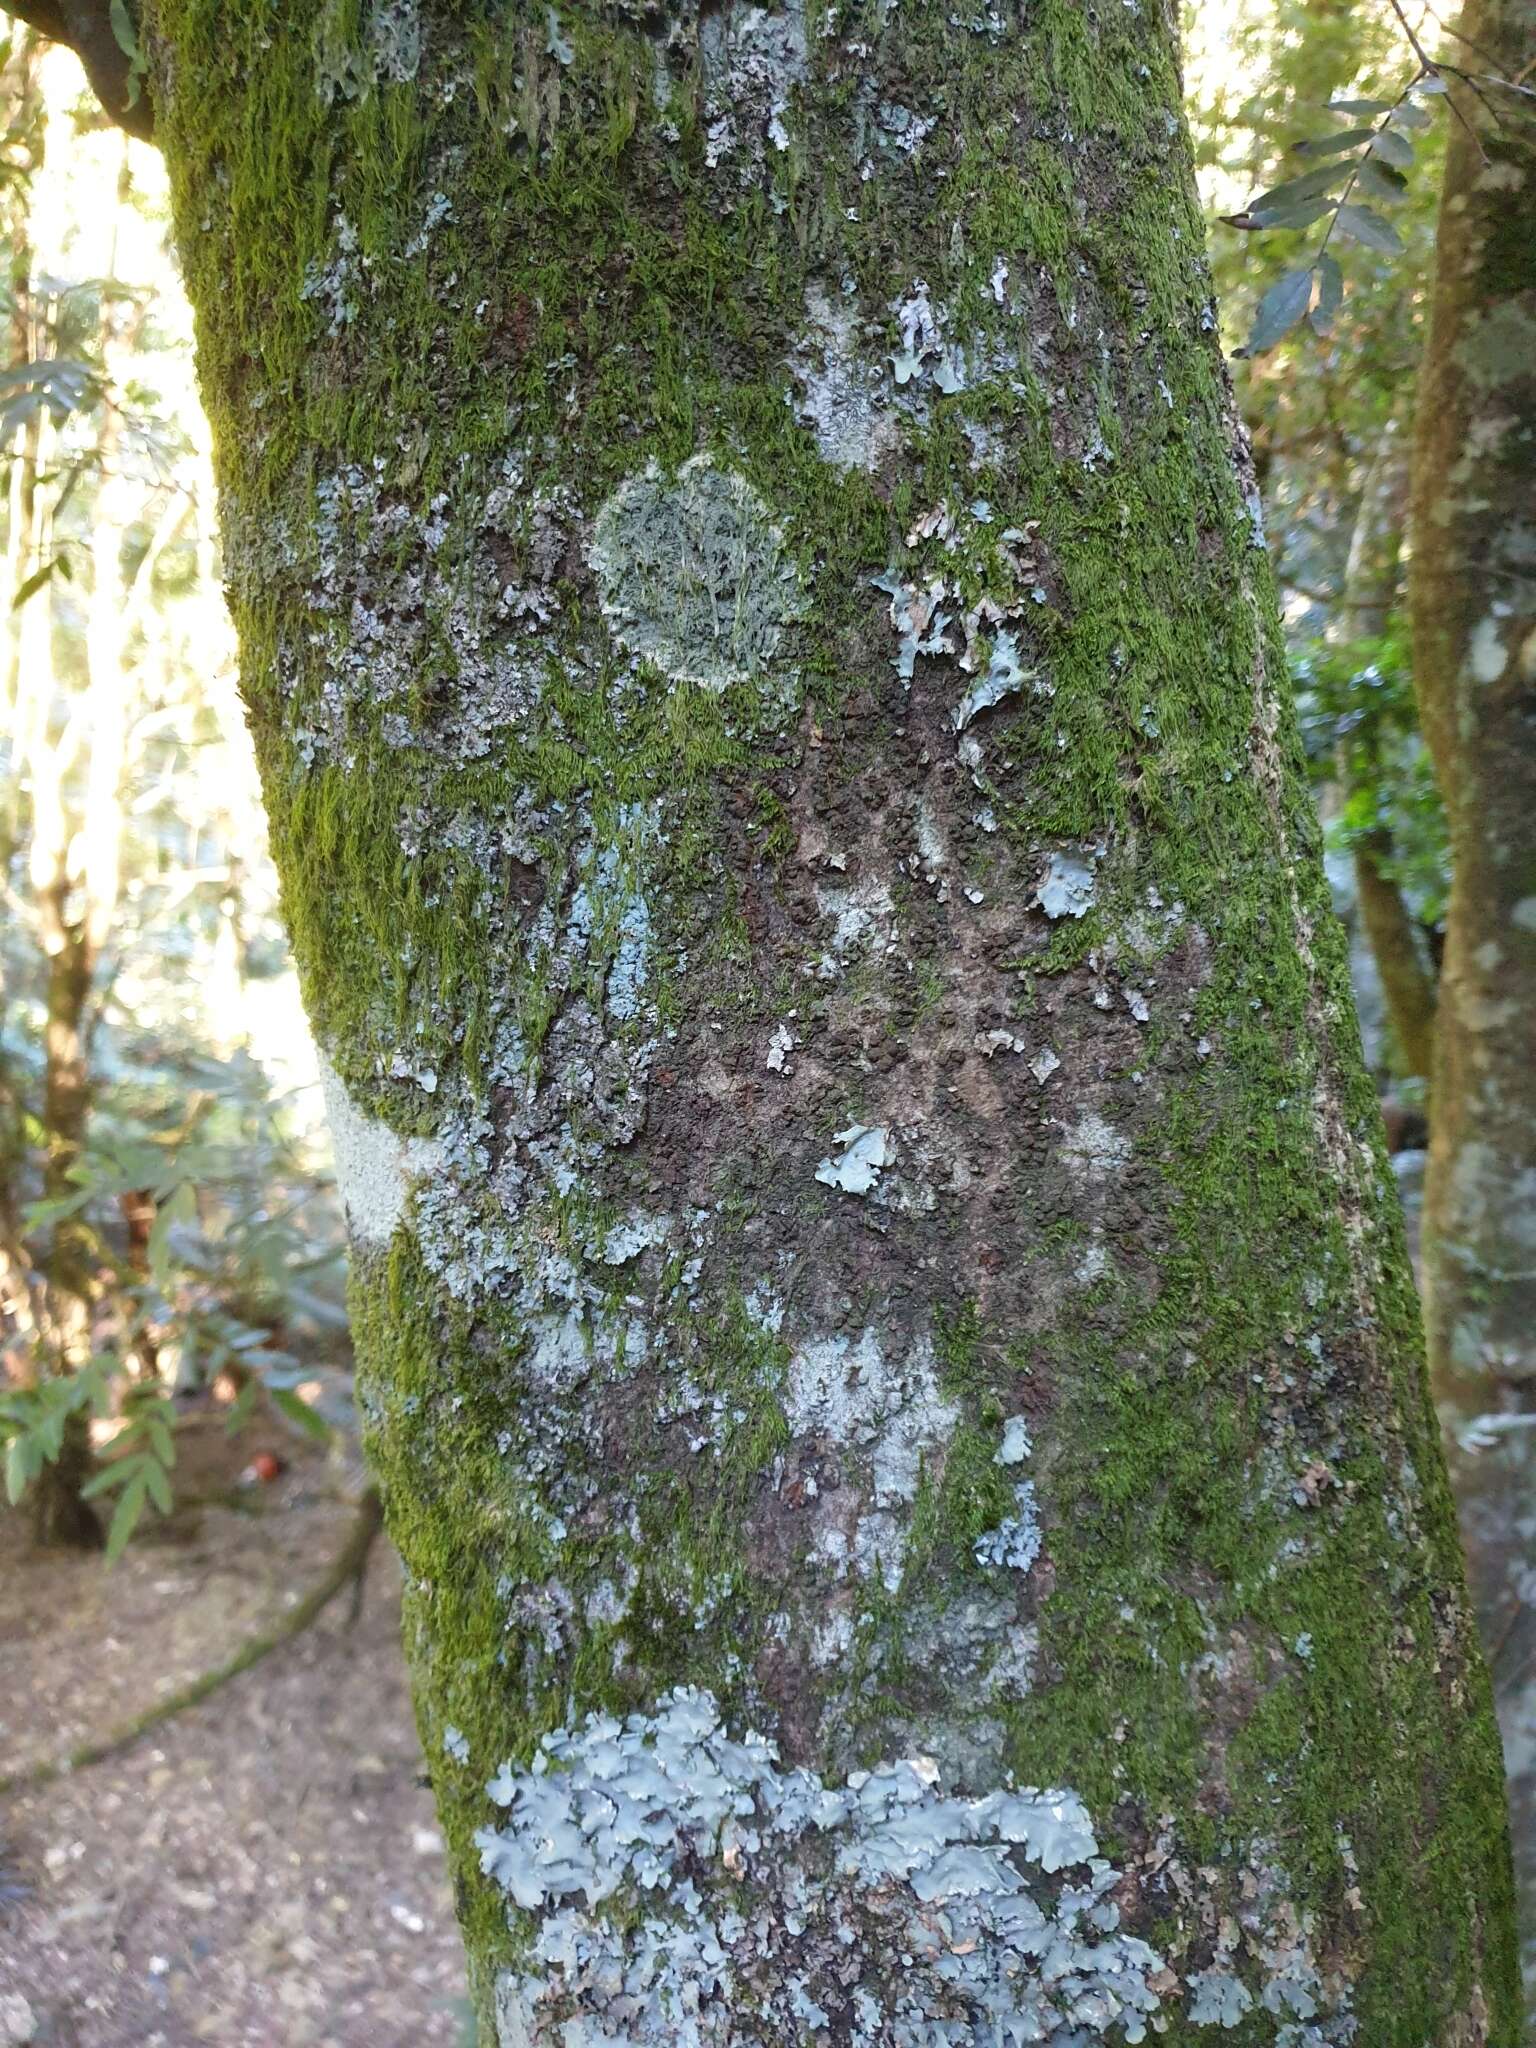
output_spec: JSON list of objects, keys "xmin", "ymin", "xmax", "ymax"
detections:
[
  {"xmin": 1442, "ymin": 66, "xmax": 1513, "ymax": 140},
  {"xmin": 1386, "ymin": 0, "xmax": 1436, "ymax": 74},
  {"xmin": 1415, "ymin": 0, "xmax": 1510, "ymax": 76},
  {"xmin": 1380, "ymin": 0, "xmax": 1492, "ymax": 157},
  {"xmin": 0, "ymin": 1487, "xmax": 383, "ymax": 1798},
  {"xmin": 1451, "ymin": 66, "xmax": 1536, "ymax": 106}
]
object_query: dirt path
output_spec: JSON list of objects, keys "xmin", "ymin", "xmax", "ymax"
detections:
[{"xmin": 0, "ymin": 1459, "xmax": 466, "ymax": 2047}]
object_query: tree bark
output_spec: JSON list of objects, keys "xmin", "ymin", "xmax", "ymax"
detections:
[
  {"xmin": 1407, "ymin": 0, "xmax": 1536, "ymax": 2010},
  {"xmin": 1331, "ymin": 424, "xmax": 1437, "ymax": 1085},
  {"xmin": 146, "ymin": 3, "xmax": 1516, "ymax": 2039},
  {"xmin": 1410, "ymin": 2, "xmax": 1536, "ymax": 1417},
  {"xmin": 1352, "ymin": 825, "xmax": 1436, "ymax": 1081}
]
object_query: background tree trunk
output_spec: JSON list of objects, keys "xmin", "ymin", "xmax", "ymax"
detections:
[
  {"xmin": 16, "ymin": 221, "xmax": 142, "ymax": 1548},
  {"xmin": 1411, "ymin": 0, "xmax": 1536, "ymax": 1406},
  {"xmin": 1352, "ymin": 825, "xmax": 1436, "ymax": 1080},
  {"xmin": 148, "ymin": 2, "xmax": 1516, "ymax": 2038},
  {"xmin": 1409, "ymin": 0, "xmax": 1536, "ymax": 2010},
  {"xmin": 1330, "ymin": 423, "xmax": 1438, "ymax": 1084}
]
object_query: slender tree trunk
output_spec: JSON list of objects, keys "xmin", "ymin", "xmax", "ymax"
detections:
[
  {"xmin": 1330, "ymin": 424, "xmax": 1437, "ymax": 1084},
  {"xmin": 0, "ymin": 32, "xmax": 46, "ymax": 1372},
  {"xmin": 23, "ymin": 351, "xmax": 139, "ymax": 1547},
  {"xmin": 1408, "ymin": 0, "xmax": 1536, "ymax": 2008},
  {"xmin": 14, "ymin": 380, "xmax": 104, "ymax": 1543},
  {"xmin": 29, "ymin": 907, "xmax": 102, "ymax": 1548},
  {"xmin": 1352, "ymin": 825, "xmax": 1436, "ymax": 1080},
  {"xmin": 148, "ymin": 4, "xmax": 1516, "ymax": 2038},
  {"xmin": 14, "ymin": 202, "xmax": 143, "ymax": 1544}
]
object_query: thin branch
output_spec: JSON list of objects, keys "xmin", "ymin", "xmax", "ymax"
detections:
[
  {"xmin": 1452, "ymin": 66, "xmax": 1536, "ymax": 105},
  {"xmin": 1415, "ymin": 0, "xmax": 1511, "ymax": 76},
  {"xmin": 1443, "ymin": 65, "xmax": 1515, "ymax": 140},
  {"xmin": 1, "ymin": 1, "xmax": 70, "ymax": 43},
  {"xmin": 0, "ymin": 2, "xmax": 153, "ymax": 144},
  {"xmin": 1378, "ymin": 0, "xmax": 1491, "ymax": 156},
  {"xmin": 1385, "ymin": 0, "xmax": 1436, "ymax": 74}
]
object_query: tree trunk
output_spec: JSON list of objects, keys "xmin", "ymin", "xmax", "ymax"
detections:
[
  {"xmin": 1410, "ymin": 3, "xmax": 1536, "ymax": 1417},
  {"xmin": 1408, "ymin": 0, "xmax": 1536, "ymax": 2009},
  {"xmin": 147, "ymin": 4, "xmax": 1516, "ymax": 2038},
  {"xmin": 20, "ymin": 295, "xmax": 144, "ymax": 1548},
  {"xmin": 1352, "ymin": 826, "xmax": 1436, "ymax": 1081},
  {"xmin": 27, "ymin": 911, "xmax": 103, "ymax": 1548},
  {"xmin": 1331, "ymin": 424, "xmax": 1437, "ymax": 1085}
]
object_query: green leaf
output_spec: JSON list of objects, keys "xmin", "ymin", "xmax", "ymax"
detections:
[
  {"xmin": 144, "ymin": 1410, "xmax": 176, "ymax": 1466},
  {"xmin": 225, "ymin": 1379, "xmax": 259, "ymax": 1432},
  {"xmin": 21, "ymin": 1187, "xmax": 93, "ymax": 1228},
  {"xmin": 1414, "ymin": 73, "xmax": 1450, "ymax": 94},
  {"xmin": 245, "ymin": 1347, "xmax": 303, "ymax": 1374},
  {"xmin": 1294, "ymin": 129, "xmax": 1375, "ymax": 158},
  {"xmin": 147, "ymin": 1180, "xmax": 197, "ymax": 1291},
  {"xmin": 1247, "ymin": 163, "xmax": 1359, "ymax": 212},
  {"xmin": 1248, "ymin": 198, "xmax": 1336, "ymax": 231},
  {"xmin": 1237, "ymin": 267, "xmax": 1315, "ymax": 358},
  {"xmin": 105, "ymin": 1471, "xmax": 148, "ymax": 1564},
  {"xmin": 1326, "ymin": 98, "xmax": 1395, "ymax": 116},
  {"xmin": 1394, "ymin": 101, "xmax": 1433, "ymax": 129},
  {"xmin": 10, "ymin": 561, "xmax": 58, "ymax": 610},
  {"xmin": 5, "ymin": 1435, "xmax": 31, "ymax": 1505},
  {"xmin": 1335, "ymin": 204, "xmax": 1405, "ymax": 255},
  {"xmin": 86, "ymin": 1364, "xmax": 119, "ymax": 1417},
  {"xmin": 145, "ymin": 1458, "xmax": 173, "ymax": 1515},
  {"xmin": 1370, "ymin": 128, "xmax": 1416, "ymax": 169},
  {"xmin": 108, "ymin": 0, "xmax": 139, "ymax": 58},
  {"xmin": 271, "ymin": 1386, "xmax": 331, "ymax": 1443},
  {"xmin": 1312, "ymin": 252, "xmax": 1344, "ymax": 334},
  {"xmin": 81, "ymin": 1457, "xmax": 141, "ymax": 1498},
  {"xmin": 1357, "ymin": 159, "xmax": 1410, "ymax": 203}
]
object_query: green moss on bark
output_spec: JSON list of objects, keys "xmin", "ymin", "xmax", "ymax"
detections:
[{"xmin": 147, "ymin": 0, "xmax": 1516, "ymax": 2037}]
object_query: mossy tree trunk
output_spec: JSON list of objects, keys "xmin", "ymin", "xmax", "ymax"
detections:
[
  {"xmin": 143, "ymin": 3, "xmax": 1515, "ymax": 2039},
  {"xmin": 1408, "ymin": 0, "xmax": 1536, "ymax": 2008}
]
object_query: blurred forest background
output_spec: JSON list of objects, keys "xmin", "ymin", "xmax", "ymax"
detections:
[{"xmin": 0, "ymin": 5, "xmax": 1530, "ymax": 2043}]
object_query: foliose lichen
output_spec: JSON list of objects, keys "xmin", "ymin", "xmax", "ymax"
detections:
[{"xmin": 480, "ymin": 1687, "xmax": 1166, "ymax": 2046}]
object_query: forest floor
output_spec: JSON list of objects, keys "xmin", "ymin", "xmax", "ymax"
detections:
[{"xmin": 0, "ymin": 1415, "xmax": 466, "ymax": 2048}]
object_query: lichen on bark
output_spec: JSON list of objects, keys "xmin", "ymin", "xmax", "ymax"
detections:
[{"xmin": 145, "ymin": 0, "xmax": 1516, "ymax": 2039}]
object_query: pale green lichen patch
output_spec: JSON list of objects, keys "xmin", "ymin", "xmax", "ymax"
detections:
[
  {"xmin": 314, "ymin": 0, "xmax": 421, "ymax": 104},
  {"xmin": 814, "ymin": 1123, "xmax": 891, "ymax": 1194},
  {"xmin": 791, "ymin": 286, "xmax": 901, "ymax": 475},
  {"xmin": 589, "ymin": 457, "xmax": 806, "ymax": 692},
  {"xmin": 482, "ymin": 1687, "xmax": 1166, "ymax": 2046}
]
